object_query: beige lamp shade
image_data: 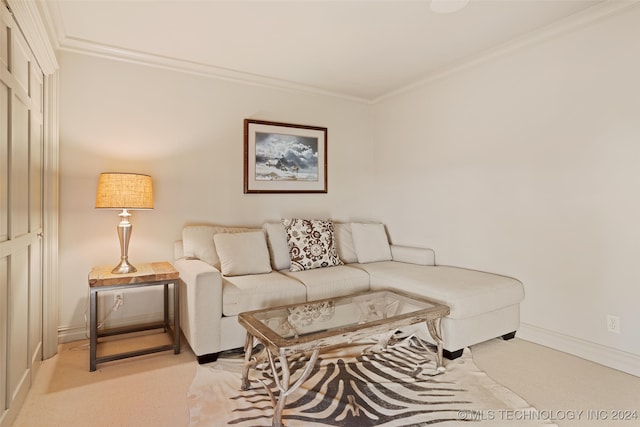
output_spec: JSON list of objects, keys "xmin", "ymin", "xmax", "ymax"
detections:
[{"xmin": 95, "ymin": 173, "xmax": 154, "ymax": 209}]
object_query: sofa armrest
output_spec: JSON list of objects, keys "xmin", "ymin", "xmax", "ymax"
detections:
[
  {"xmin": 390, "ymin": 245, "xmax": 435, "ymax": 266},
  {"xmin": 174, "ymin": 258, "xmax": 222, "ymax": 356}
]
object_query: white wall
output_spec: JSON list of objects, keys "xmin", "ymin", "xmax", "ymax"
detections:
[
  {"xmin": 57, "ymin": 6, "xmax": 640, "ymax": 373},
  {"xmin": 373, "ymin": 7, "xmax": 640, "ymax": 364},
  {"xmin": 58, "ymin": 52, "xmax": 376, "ymax": 340}
]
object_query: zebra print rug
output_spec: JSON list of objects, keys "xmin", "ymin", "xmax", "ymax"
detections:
[{"xmin": 188, "ymin": 336, "xmax": 556, "ymax": 426}]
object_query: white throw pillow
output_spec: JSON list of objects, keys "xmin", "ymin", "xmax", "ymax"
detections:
[
  {"xmin": 182, "ymin": 225, "xmax": 255, "ymax": 269},
  {"xmin": 213, "ymin": 231, "xmax": 272, "ymax": 276},
  {"xmin": 263, "ymin": 222, "xmax": 291, "ymax": 271},
  {"xmin": 282, "ymin": 218, "xmax": 343, "ymax": 272},
  {"xmin": 351, "ymin": 223, "xmax": 392, "ymax": 263}
]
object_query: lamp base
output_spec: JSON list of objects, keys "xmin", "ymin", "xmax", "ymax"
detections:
[
  {"xmin": 112, "ymin": 208, "xmax": 137, "ymax": 274},
  {"xmin": 111, "ymin": 260, "xmax": 137, "ymax": 274}
]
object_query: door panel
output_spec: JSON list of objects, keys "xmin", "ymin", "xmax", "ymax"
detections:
[
  {"xmin": 0, "ymin": 257, "xmax": 6, "ymax": 413},
  {"xmin": 0, "ymin": 6, "xmax": 45, "ymax": 426},
  {"xmin": 29, "ymin": 73, "xmax": 44, "ymax": 361},
  {"xmin": 1, "ymin": 81, "xmax": 7, "ymax": 242},
  {"xmin": 0, "ymin": 11, "xmax": 8, "ymax": 419},
  {"xmin": 0, "ymin": 12, "xmax": 8, "ymax": 72},
  {"xmin": 8, "ymin": 249, "xmax": 29, "ymax": 401},
  {"xmin": 12, "ymin": 26, "xmax": 29, "ymax": 97},
  {"xmin": 0, "ymin": 11, "xmax": 7, "ymax": 415},
  {"xmin": 11, "ymin": 100, "xmax": 29, "ymax": 237},
  {"xmin": 29, "ymin": 243, "xmax": 42, "ymax": 362}
]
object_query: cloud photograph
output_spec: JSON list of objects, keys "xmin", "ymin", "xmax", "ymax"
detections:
[{"xmin": 254, "ymin": 132, "xmax": 319, "ymax": 182}]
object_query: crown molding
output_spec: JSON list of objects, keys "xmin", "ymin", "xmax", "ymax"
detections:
[
  {"xmin": 37, "ymin": 0, "xmax": 368, "ymax": 103},
  {"xmin": 38, "ymin": 0, "xmax": 639, "ymax": 104},
  {"xmin": 57, "ymin": 36, "xmax": 369, "ymax": 104},
  {"xmin": 375, "ymin": 0, "xmax": 640, "ymax": 103},
  {"xmin": 6, "ymin": 0, "xmax": 58, "ymax": 74}
]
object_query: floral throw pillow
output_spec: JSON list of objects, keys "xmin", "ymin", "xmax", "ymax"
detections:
[{"xmin": 282, "ymin": 219, "xmax": 343, "ymax": 272}]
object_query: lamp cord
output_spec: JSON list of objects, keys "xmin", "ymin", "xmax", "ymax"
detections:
[{"xmin": 83, "ymin": 290, "xmax": 124, "ymax": 339}]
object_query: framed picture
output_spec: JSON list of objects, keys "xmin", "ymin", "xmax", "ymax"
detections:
[{"xmin": 244, "ymin": 119, "xmax": 328, "ymax": 193}]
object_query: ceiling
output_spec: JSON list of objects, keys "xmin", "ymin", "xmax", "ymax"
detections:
[{"xmin": 44, "ymin": 0, "xmax": 606, "ymax": 102}]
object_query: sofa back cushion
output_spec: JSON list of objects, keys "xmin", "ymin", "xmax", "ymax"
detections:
[
  {"xmin": 282, "ymin": 218, "xmax": 343, "ymax": 271},
  {"xmin": 213, "ymin": 231, "xmax": 272, "ymax": 276},
  {"xmin": 265, "ymin": 221, "xmax": 360, "ymax": 269},
  {"xmin": 334, "ymin": 222, "xmax": 358, "ymax": 264},
  {"xmin": 263, "ymin": 222, "xmax": 291, "ymax": 271},
  {"xmin": 182, "ymin": 224, "xmax": 256, "ymax": 269},
  {"xmin": 351, "ymin": 222, "xmax": 392, "ymax": 263}
]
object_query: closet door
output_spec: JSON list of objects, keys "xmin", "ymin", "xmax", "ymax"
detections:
[{"xmin": 0, "ymin": 5, "xmax": 45, "ymax": 426}]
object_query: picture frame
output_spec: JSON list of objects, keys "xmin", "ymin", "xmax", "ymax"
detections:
[{"xmin": 244, "ymin": 119, "xmax": 328, "ymax": 194}]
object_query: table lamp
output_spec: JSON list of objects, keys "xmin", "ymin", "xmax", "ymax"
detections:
[{"xmin": 95, "ymin": 172, "xmax": 154, "ymax": 274}]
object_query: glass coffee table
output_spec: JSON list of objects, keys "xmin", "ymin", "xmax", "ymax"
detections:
[{"xmin": 238, "ymin": 289, "xmax": 450, "ymax": 427}]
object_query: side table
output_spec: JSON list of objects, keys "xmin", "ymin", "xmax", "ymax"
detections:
[{"xmin": 88, "ymin": 261, "xmax": 180, "ymax": 371}]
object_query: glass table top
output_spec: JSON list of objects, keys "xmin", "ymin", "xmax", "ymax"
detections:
[{"xmin": 240, "ymin": 290, "xmax": 447, "ymax": 346}]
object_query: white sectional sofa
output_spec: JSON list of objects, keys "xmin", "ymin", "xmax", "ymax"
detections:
[{"xmin": 174, "ymin": 220, "xmax": 524, "ymax": 363}]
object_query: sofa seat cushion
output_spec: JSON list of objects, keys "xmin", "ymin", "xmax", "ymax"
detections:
[
  {"xmin": 355, "ymin": 262, "xmax": 524, "ymax": 319},
  {"xmin": 222, "ymin": 271, "xmax": 307, "ymax": 316},
  {"xmin": 281, "ymin": 265, "xmax": 370, "ymax": 301}
]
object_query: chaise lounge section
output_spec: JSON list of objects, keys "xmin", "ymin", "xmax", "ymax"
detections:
[{"xmin": 174, "ymin": 220, "xmax": 524, "ymax": 363}]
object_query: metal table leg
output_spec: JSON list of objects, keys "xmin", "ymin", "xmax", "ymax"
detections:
[
  {"xmin": 90, "ymin": 289, "xmax": 98, "ymax": 371},
  {"xmin": 163, "ymin": 283, "xmax": 169, "ymax": 331},
  {"xmin": 173, "ymin": 281, "xmax": 180, "ymax": 353}
]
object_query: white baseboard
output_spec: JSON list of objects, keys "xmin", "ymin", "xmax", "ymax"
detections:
[
  {"xmin": 57, "ymin": 312, "xmax": 168, "ymax": 344},
  {"xmin": 518, "ymin": 322, "xmax": 640, "ymax": 378},
  {"xmin": 57, "ymin": 324, "xmax": 89, "ymax": 343}
]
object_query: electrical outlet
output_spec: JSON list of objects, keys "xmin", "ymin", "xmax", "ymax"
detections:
[
  {"xmin": 607, "ymin": 315, "xmax": 620, "ymax": 334},
  {"xmin": 114, "ymin": 292, "xmax": 124, "ymax": 311}
]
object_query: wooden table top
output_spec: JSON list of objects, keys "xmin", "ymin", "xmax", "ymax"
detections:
[{"xmin": 88, "ymin": 261, "xmax": 179, "ymax": 287}]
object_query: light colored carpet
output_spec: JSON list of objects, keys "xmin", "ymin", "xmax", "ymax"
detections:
[
  {"xmin": 11, "ymin": 335, "xmax": 197, "ymax": 427},
  {"xmin": 472, "ymin": 338, "xmax": 640, "ymax": 427},
  {"xmin": 188, "ymin": 336, "xmax": 557, "ymax": 426},
  {"xmin": 11, "ymin": 336, "xmax": 640, "ymax": 427}
]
